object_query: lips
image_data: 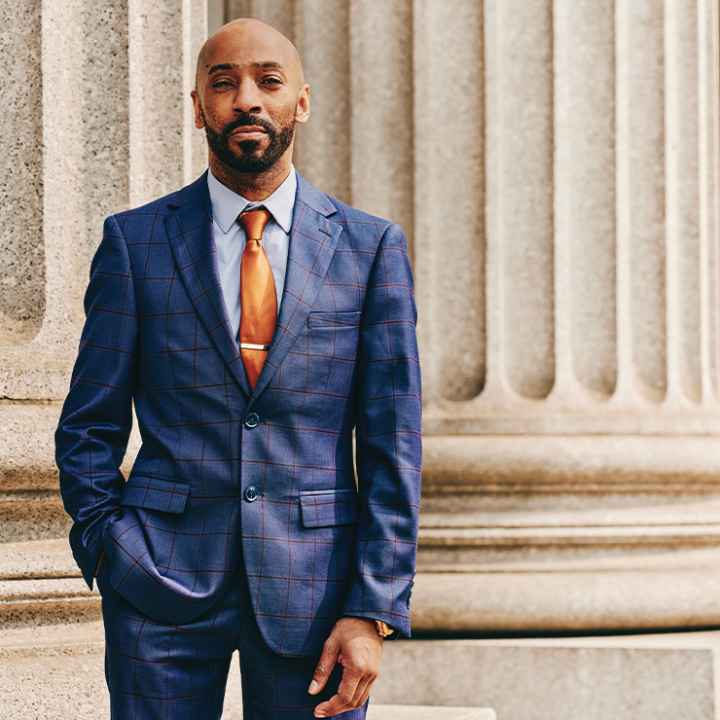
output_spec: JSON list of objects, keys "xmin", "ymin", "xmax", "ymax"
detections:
[{"xmin": 231, "ymin": 126, "xmax": 267, "ymax": 136}]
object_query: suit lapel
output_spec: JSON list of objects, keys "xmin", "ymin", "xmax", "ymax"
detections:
[
  {"xmin": 166, "ymin": 172, "xmax": 253, "ymax": 399},
  {"xmin": 165, "ymin": 170, "xmax": 342, "ymax": 403}
]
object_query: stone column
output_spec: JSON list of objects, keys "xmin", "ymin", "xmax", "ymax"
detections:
[
  {"xmin": 0, "ymin": 0, "xmax": 207, "ymax": 543},
  {"xmin": 4, "ymin": 0, "xmax": 720, "ymax": 641},
  {"xmin": 0, "ymin": 0, "xmax": 132, "ymax": 545},
  {"xmin": 128, "ymin": 0, "xmax": 209, "ymax": 204},
  {"xmin": 415, "ymin": 0, "xmax": 720, "ymax": 633},
  {"xmin": 224, "ymin": 0, "xmax": 720, "ymax": 634}
]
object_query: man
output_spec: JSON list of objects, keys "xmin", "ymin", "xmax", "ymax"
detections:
[{"xmin": 55, "ymin": 16, "xmax": 422, "ymax": 720}]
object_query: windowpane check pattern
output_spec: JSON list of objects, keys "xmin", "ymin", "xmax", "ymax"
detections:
[{"xmin": 55, "ymin": 170, "xmax": 422, "ymax": 658}]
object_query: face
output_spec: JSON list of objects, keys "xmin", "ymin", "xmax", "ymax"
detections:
[{"xmin": 192, "ymin": 22, "xmax": 310, "ymax": 174}]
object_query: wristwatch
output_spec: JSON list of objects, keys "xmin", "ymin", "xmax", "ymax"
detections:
[{"xmin": 374, "ymin": 620, "xmax": 395, "ymax": 638}]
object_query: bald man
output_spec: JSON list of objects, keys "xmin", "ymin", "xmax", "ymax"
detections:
[{"xmin": 55, "ymin": 17, "xmax": 422, "ymax": 720}]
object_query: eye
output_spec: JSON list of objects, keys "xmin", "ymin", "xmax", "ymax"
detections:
[
  {"xmin": 261, "ymin": 76, "xmax": 283, "ymax": 86},
  {"xmin": 212, "ymin": 79, "xmax": 233, "ymax": 89}
]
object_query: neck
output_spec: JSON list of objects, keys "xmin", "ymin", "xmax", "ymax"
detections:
[{"xmin": 209, "ymin": 153, "xmax": 292, "ymax": 201}]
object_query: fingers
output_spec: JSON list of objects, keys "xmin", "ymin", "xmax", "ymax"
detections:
[
  {"xmin": 351, "ymin": 673, "xmax": 375, "ymax": 707},
  {"xmin": 356, "ymin": 684, "xmax": 372, "ymax": 711},
  {"xmin": 313, "ymin": 663, "xmax": 377, "ymax": 718},
  {"xmin": 308, "ymin": 635, "xmax": 340, "ymax": 695},
  {"xmin": 313, "ymin": 667, "xmax": 361, "ymax": 718}
]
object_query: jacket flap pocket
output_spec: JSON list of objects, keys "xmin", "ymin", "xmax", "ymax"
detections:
[
  {"xmin": 120, "ymin": 475, "xmax": 190, "ymax": 513},
  {"xmin": 307, "ymin": 310, "xmax": 361, "ymax": 328},
  {"xmin": 299, "ymin": 489, "xmax": 359, "ymax": 527}
]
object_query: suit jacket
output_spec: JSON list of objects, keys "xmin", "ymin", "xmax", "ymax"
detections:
[{"xmin": 54, "ymin": 169, "xmax": 422, "ymax": 657}]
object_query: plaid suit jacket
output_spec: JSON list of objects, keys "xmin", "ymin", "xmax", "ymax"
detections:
[{"xmin": 54, "ymin": 169, "xmax": 422, "ymax": 657}]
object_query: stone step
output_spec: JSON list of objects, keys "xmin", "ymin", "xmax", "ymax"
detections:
[
  {"xmin": 0, "ymin": 537, "xmax": 77, "ymax": 579},
  {"xmin": 0, "ymin": 619, "xmax": 104, "ymax": 658},
  {"xmin": 0, "ymin": 622, "xmax": 496, "ymax": 719},
  {"xmin": 372, "ymin": 632, "xmax": 720, "ymax": 720},
  {"xmin": 10, "ymin": 615, "xmax": 720, "ymax": 718},
  {"xmin": 368, "ymin": 707, "xmax": 495, "ymax": 719},
  {"xmin": 0, "ymin": 538, "xmax": 100, "ymax": 627}
]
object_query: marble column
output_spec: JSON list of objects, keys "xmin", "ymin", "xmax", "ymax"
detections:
[
  {"xmin": 417, "ymin": 0, "xmax": 720, "ymax": 632},
  {"xmin": 2, "ymin": 0, "xmax": 720, "ymax": 638},
  {"xmin": 0, "ymin": 0, "xmax": 207, "ymax": 541},
  {"xmin": 225, "ymin": 0, "xmax": 720, "ymax": 633}
]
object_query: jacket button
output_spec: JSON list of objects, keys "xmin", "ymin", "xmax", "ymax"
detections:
[
  {"xmin": 244, "ymin": 485, "xmax": 258, "ymax": 502},
  {"xmin": 244, "ymin": 412, "xmax": 260, "ymax": 429}
]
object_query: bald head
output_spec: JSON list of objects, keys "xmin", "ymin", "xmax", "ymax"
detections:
[
  {"xmin": 190, "ymin": 16, "xmax": 310, "ymax": 187},
  {"xmin": 195, "ymin": 18, "xmax": 304, "ymax": 92}
]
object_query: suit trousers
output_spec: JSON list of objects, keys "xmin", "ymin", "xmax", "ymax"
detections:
[{"xmin": 96, "ymin": 554, "xmax": 371, "ymax": 720}]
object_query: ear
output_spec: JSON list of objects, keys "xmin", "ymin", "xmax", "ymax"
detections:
[
  {"xmin": 191, "ymin": 89, "xmax": 205, "ymax": 129},
  {"xmin": 295, "ymin": 84, "xmax": 311, "ymax": 124}
]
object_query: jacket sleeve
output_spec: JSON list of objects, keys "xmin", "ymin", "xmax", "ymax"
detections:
[
  {"xmin": 54, "ymin": 214, "xmax": 137, "ymax": 591},
  {"xmin": 341, "ymin": 222, "xmax": 423, "ymax": 639}
]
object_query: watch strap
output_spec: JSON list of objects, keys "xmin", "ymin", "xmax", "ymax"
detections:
[{"xmin": 374, "ymin": 619, "xmax": 395, "ymax": 638}]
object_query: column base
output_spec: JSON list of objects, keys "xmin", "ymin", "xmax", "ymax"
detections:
[{"xmin": 374, "ymin": 632, "xmax": 720, "ymax": 720}]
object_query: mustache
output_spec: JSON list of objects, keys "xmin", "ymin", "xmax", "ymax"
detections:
[{"xmin": 223, "ymin": 114, "xmax": 275, "ymax": 137}]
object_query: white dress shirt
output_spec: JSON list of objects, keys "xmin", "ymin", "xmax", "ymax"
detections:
[{"xmin": 207, "ymin": 165, "xmax": 297, "ymax": 349}]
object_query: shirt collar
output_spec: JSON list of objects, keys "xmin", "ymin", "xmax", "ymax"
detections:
[{"xmin": 207, "ymin": 164, "xmax": 297, "ymax": 235}]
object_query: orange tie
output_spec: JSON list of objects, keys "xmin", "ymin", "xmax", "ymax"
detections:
[{"xmin": 237, "ymin": 208, "xmax": 277, "ymax": 390}]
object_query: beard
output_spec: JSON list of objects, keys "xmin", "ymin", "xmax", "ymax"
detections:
[{"xmin": 202, "ymin": 109, "xmax": 295, "ymax": 173}]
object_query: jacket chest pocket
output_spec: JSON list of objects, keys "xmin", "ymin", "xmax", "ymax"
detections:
[
  {"xmin": 306, "ymin": 310, "xmax": 361, "ymax": 330},
  {"xmin": 304, "ymin": 311, "xmax": 361, "ymax": 367}
]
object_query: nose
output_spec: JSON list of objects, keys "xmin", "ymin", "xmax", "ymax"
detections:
[{"xmin": 233, "ymin": 76, "xmax": 263, "ymax": 115}]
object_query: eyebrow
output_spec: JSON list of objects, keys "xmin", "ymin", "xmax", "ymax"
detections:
[{"xmin": 207, "ymin": 61, "xmax": 286, "ymax": 75}]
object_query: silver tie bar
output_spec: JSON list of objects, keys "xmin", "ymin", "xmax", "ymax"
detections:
[{"xmin": 239, "ymin": 342, "xmax": 271, "ymax": 351}]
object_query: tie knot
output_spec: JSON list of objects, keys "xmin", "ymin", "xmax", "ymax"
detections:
[{"xmin": 238, "ymin": 207, "xmax": 272, "ymax": 243}]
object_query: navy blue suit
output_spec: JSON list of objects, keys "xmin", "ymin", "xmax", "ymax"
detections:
[{"xmin": 55, "ymin": 170, "xmax": 422, "ymax": 716}]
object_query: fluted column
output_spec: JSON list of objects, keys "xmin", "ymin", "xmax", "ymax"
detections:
[
  {"xmin": 349, "ymin": 0, "xmax": 414, "ymax": 249},
  {"xmin": 418, "ymin": 0, "xmax": 720, "ymax": 435},
  {"xmin": 417, "ymin": 0, "xmax": 720, "ymax": 632},
  {"xmin": 224, "ymin": 0, "xmax": 720, "ymax": 633},
  {"xmin": 129, "ymin": 0, "xmax": 208, "ymax": 204},
  {"xmin": 3, "ymin": 0, "xmax": 719, "ymax": 636},
  {"xmin": 0, "ymin": 0, "xmax": 207, "ymax": 541}
]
